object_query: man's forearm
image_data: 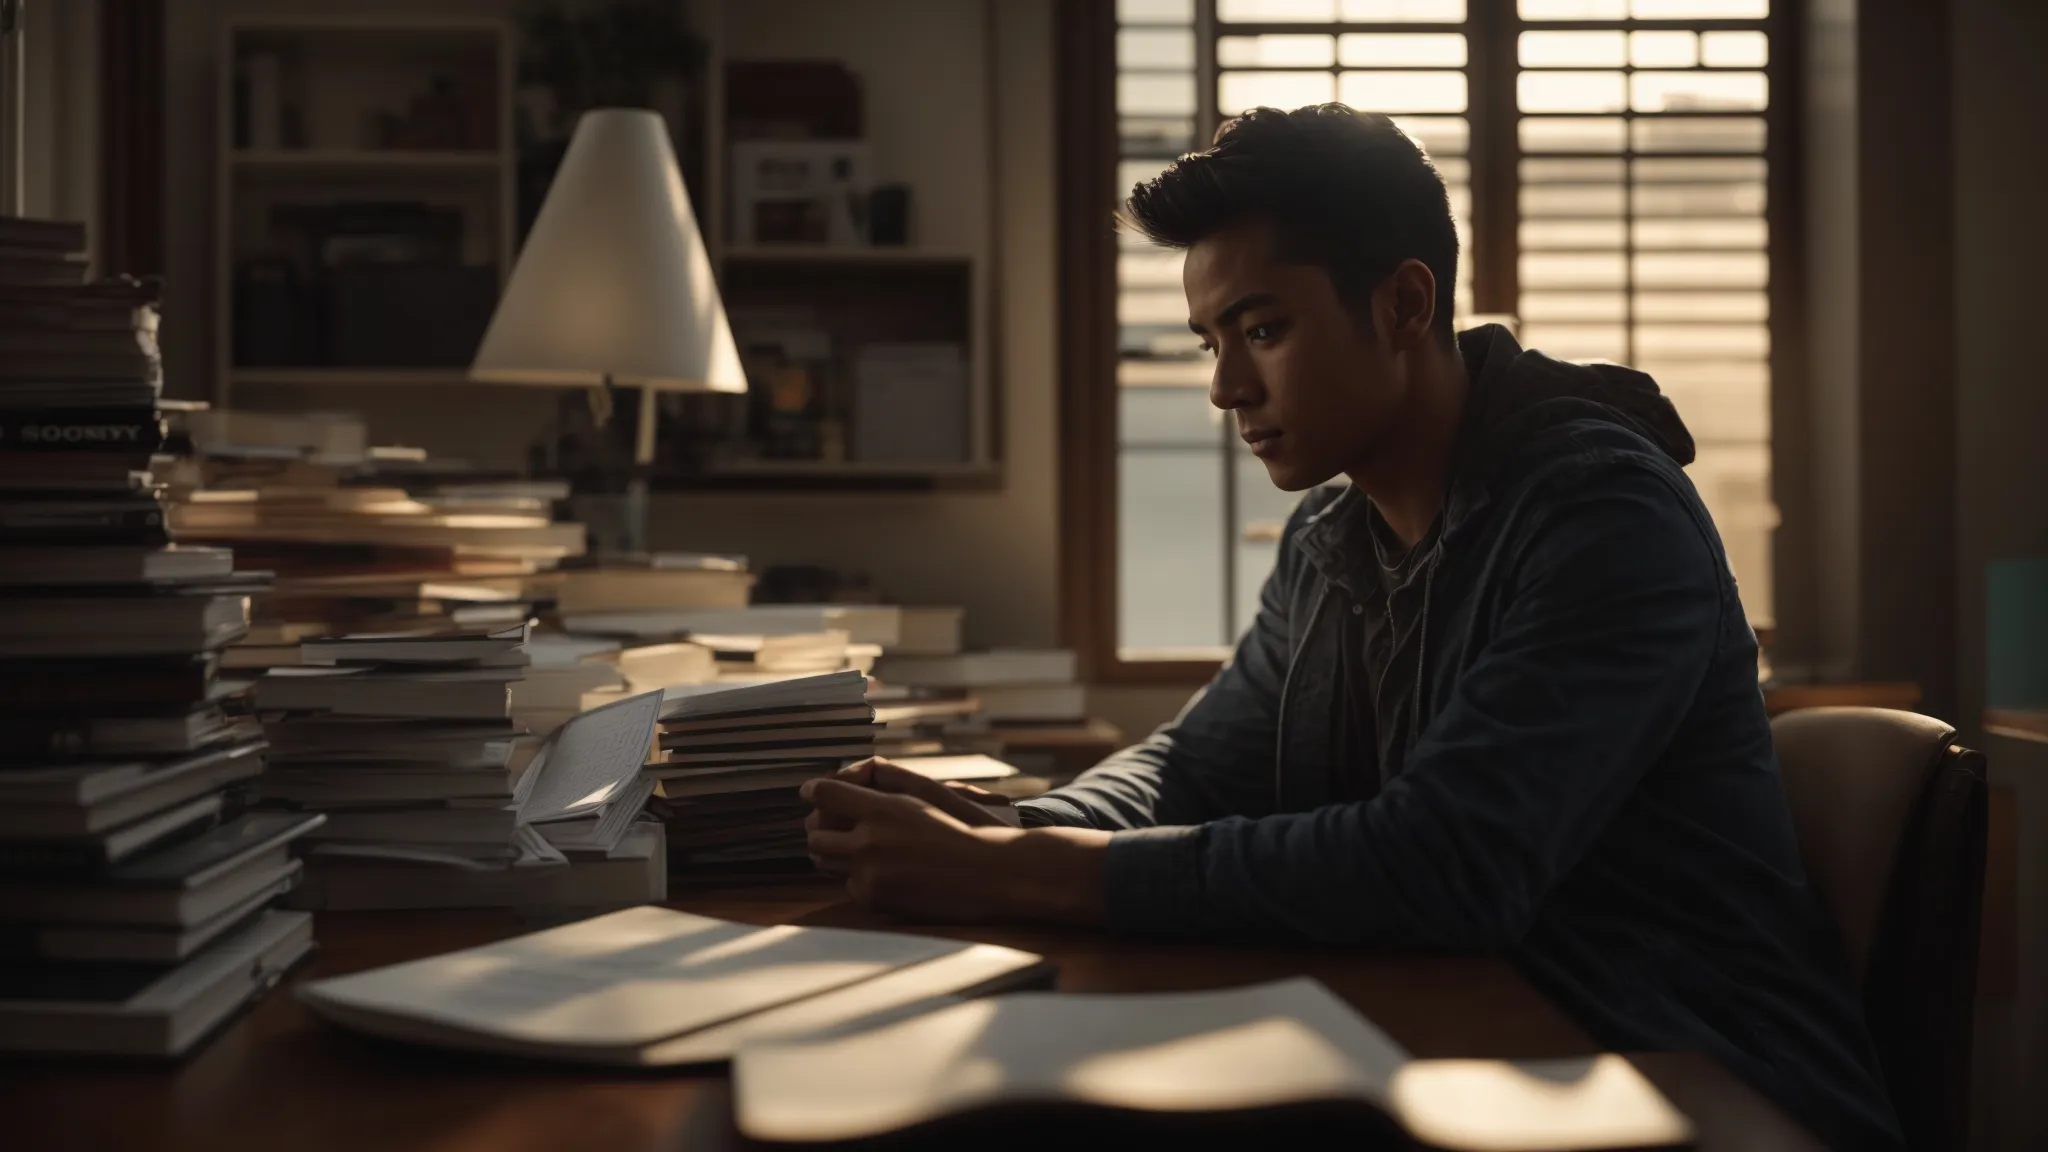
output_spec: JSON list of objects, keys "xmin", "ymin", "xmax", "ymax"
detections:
[{"xmin": 980, "ymin": 826, "xmax": 1113, "ymax": 925}]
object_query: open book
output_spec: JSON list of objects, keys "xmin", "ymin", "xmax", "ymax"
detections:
[
  {"xmin": 295, "ymin": 905, "xmax": 1050, "ymax": 1066},
  {"xmin": 734, "ymin": 978, "xmax": 1693, "ymax": 1151}
]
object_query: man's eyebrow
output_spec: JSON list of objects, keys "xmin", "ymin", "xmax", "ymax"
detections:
[{"xmin": 1188, "ymin": 291, "xmax": 1278, "ymax": 335}]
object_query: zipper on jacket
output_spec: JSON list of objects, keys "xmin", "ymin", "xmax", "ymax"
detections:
[
  {"xmin": 1408, "ymin": 551, "xmax": 1438, "ymax": 761},
  {"xmin": 1275, "ymin": 584, "xmax": 1331, "ymax": 809}
]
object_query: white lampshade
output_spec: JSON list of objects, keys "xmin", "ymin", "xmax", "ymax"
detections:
[{"xmin": 471, "ymin": 109, "xmax": 745, "ymax": 394}]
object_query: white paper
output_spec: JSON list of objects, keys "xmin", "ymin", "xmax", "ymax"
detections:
[
  {"xmin": 298, "ymin": 905, "xmax": 965, "ymax": 1049},
  {"xmin": 518, "ymin": 691, "xmax": 662, "ymax": 824},
  {"xmin": 734, "ymin": 978, "xmax": 1408, "ymax": 1143}
]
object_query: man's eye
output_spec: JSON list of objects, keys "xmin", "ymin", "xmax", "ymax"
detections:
[
  {"xmin": 1198, "ymin": 342, "xmax": 1217, "ymax": 356},
  {"xmin": 1246, "ymin": 323, "xmax": 1278, "ymax": 343}
]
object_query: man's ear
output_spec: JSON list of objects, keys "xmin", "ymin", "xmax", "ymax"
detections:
[{"xmin": 1385, "ymin": 258, "xmax": 1438, "ymax": 351}]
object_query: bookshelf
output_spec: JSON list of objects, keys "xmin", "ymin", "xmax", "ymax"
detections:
[
  {"xmin": 212, "ymin": 15, "xmax": 516, "ymax": 409},
  {"xmin": 659, "ymin": 0, "xmax": 1002, "ymax": 488},
  {"xmin": 206, "ymin": 2, "xmax": 1002, "ymax": 490}
]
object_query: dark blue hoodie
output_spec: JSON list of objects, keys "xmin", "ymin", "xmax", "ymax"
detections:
[{"xmin": 1017, "ymin": 326, "xmax": 1904, "ymax": 1150}]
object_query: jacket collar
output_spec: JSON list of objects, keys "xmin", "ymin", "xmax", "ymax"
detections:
[{"xmin": 1294, "ymin": 483, "xmax": 1375, "ymax": 597}]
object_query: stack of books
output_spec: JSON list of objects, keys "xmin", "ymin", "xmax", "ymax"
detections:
[
  {"xmin": 559, "ymin": 603, "xmax": 963, "ymax": 657},
  {"xmin": 648, "ymin": 671, "xmax": 878, "ymax": 870},
  {"xmin": 0, "ymin": 217, "xmax": 317, "ymax": 1058},
  {"xmin": 540, "ymin": 552, "xmax": 755, "ymax": 616},
  {"xmin": 156, "ymin": 409, "xmax": 582, "ymax": 674},
  {"xmin": 872, "ymin": 649, "xmax": 1085, "ymax": 725},
  {"xmin": 284, "ymin": 690, "xmax": 667, "ymax": 913},
  {"xmin": 251, "ymin": 626, "xmax": 541, "ymax": 874},
  {"xmin": 871, "ymin": 693, "xmax": 983, "ymax": 759},
  {"xmin": 512, "ymin": 632, "xmax": 631, "ymax": 739}
]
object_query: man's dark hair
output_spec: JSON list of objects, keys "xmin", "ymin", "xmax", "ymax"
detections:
[{"xmin": 1124, "ymin": 103, "xmax": 1460, "ymax": 341}]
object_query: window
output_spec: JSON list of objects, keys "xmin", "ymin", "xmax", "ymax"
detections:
[{"xmin": 1074, "ymin": 0, "xmax": 1781, "ymax": 677}]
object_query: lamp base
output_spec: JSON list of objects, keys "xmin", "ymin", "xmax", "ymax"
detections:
[{"xmin": 570, "ymin": 478, "xmax": 650, "ymax": 557}]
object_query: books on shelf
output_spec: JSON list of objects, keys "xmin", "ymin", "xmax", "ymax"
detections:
[
  {"xmin": 732, "ymin": 978, "xmax": 1691, "ymax": 1151},
  {"xmin": 296, "ymin": 904, "xmax": 1050, "ymax": 1066}
]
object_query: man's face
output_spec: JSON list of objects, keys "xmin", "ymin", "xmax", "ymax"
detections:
[{"xmin": 1184, "ymin": 218, "xmax": 1408, "ymax": 491}]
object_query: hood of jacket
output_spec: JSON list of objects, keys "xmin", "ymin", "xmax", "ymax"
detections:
[{"xmin": 1296, "ymin": 324, "xmax": 1696, "ymax": 585}]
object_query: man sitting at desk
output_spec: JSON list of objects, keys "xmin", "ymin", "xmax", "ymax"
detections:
[{"xmin": 802, "ymin": 104, "xmax": 1902, "ymax": 1151}]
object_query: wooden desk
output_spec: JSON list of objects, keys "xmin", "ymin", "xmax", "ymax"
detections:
[{"xmin": 2, "ymin": 880, "xmax": 1820, "ymax": 1152}]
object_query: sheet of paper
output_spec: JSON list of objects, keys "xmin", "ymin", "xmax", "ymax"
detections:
[
  {"xmin": 518, "ymin": 691, "xmax": 661, "ymax": 824},
  {"xmin": 298, "ymin": 905, "xmax": 965, "ymax": 1049},
  {"xmin": 890, "ymin": 754, "xmax": 1018, "ymax": 782},
  {"xmin": 734, "ymin": 978, "xmax": 1411, "ymax": 1143}
]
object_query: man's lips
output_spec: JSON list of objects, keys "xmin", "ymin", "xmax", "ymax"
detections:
[{"xmin": 1242, "ymin": 428, "xmax": 1283, "ymax": 457}]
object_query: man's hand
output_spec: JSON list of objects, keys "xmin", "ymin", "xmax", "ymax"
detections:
[
  {"xmin": 816, "ymin": 757, "xmax": 1012, "ymax": 828},
  {"xmin": 802, "ymin": 772, "xmax": 1111, "ymax": 926}
]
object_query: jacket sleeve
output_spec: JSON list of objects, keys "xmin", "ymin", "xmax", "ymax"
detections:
[
  {"xmin": 1010, "ymin": 494, "xmax": 1333, "ymax": 831},
  {"xmin": 1098, "ymin": 466, "xmax": 1725, "ymax": 949}
]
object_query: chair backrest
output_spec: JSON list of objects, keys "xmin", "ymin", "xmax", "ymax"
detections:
[{"xmin": 1771, "ymin": 706, "xmax": 1989, "ymax": 1152}]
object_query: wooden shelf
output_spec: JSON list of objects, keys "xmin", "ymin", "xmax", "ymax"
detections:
[
  {"xmin": 702, "ymin": 458, "xmax": 993, "ymax": 477},
  {"xmin": 649, "ymin": 459, "xmax": 1003, "ymax": 493},
  {"xmin": 719, "ymin": 245, "xmax": 973, "ymax": 264},
  {"xmin": 1984, "ymin": 708, "xmax": 2048, "ymax": 744},
  {"xmin": 232, "ymin": 149, "xmax": 502, "ymax": 170},
  {"xmin": 231, "ymin": 368, "xmax": 479, "ymax": 387}
]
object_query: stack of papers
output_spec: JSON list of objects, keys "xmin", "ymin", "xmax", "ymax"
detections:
[
  {"xmin": 256, "ymin": 625, "xmax": 540, "ymax": 874},
  {"xmin": 650, "ymin": 672, "xmax": 877, "ymax": 870}
]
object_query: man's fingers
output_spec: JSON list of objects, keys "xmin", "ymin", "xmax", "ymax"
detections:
[
  {"xmin": 834, "ymin": 758, "xmax": 879, "ymax": 785},
  {"xmin": 802, "ymin": 776, "xmax": 904, "ymax": 820},
  {"xmin": 864, "ymin": 759, "xmax": 944, "ymax": 797},
  {"xmin": 805, "ymin": 804, "xmax": 855, "ymax": 834},
  {"xmin": 807, "ymin": 827, "xmax": 858, "ymax": 857},
  {"xmin": 857, "ymin": 761, "xmax": 1002, "ymax": 825},
  {"xmin": 943, "ymin": 780, "xmax": 1010, "ymax": 805}
]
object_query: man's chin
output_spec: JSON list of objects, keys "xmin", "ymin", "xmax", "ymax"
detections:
[{"xmin": 1260, "ymin": 458, "xmax": 1337, "ymax": 493}]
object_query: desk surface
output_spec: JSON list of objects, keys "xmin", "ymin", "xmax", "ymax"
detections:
[{"xmin": 3, "ymin": 880, "xmax": 1820, "ymax": 1152}]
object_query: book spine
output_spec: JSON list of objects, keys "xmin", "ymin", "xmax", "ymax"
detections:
[
  {"xmin": 0, "ymin": 840, "xmax": 105, "ymax": 877},
  {"xmin": 0, "ymin": 410, "xmax": 164, "ymax": 453},
  {"xmin": 0, "ymin": 502, "xmax": 168, "ymax": 545},
  {"xmin": 0, "ymin": 673, "xmax": 208, "ymax": 708}
]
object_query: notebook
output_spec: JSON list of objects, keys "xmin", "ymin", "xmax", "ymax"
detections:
[
  {"xmin": 296, "ymin": 904, "xmax": 1051, "ymax": 1066},
  {"xmin": 733, "ymin": 978, "xmax": 1693, "ymax": 1151}
]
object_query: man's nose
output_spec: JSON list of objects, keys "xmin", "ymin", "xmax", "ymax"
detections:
[{"xmin": 1209, "ymin": 347, "xmax": 1261, "ymax": 412}]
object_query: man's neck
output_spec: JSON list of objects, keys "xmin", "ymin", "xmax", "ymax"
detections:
[{"xmin": 1346, "ymin": 341, "xmax": 1469, "ymax": 549}]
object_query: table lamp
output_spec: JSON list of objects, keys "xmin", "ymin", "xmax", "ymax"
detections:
[{"xmin": 470, "ymin": 108, "xmax": 745, "ymax": 554}]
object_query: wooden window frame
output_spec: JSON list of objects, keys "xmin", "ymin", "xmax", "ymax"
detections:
[{"xmin": 1058, "ymin": 0, "xmax": 1803, "ymax": 686}]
